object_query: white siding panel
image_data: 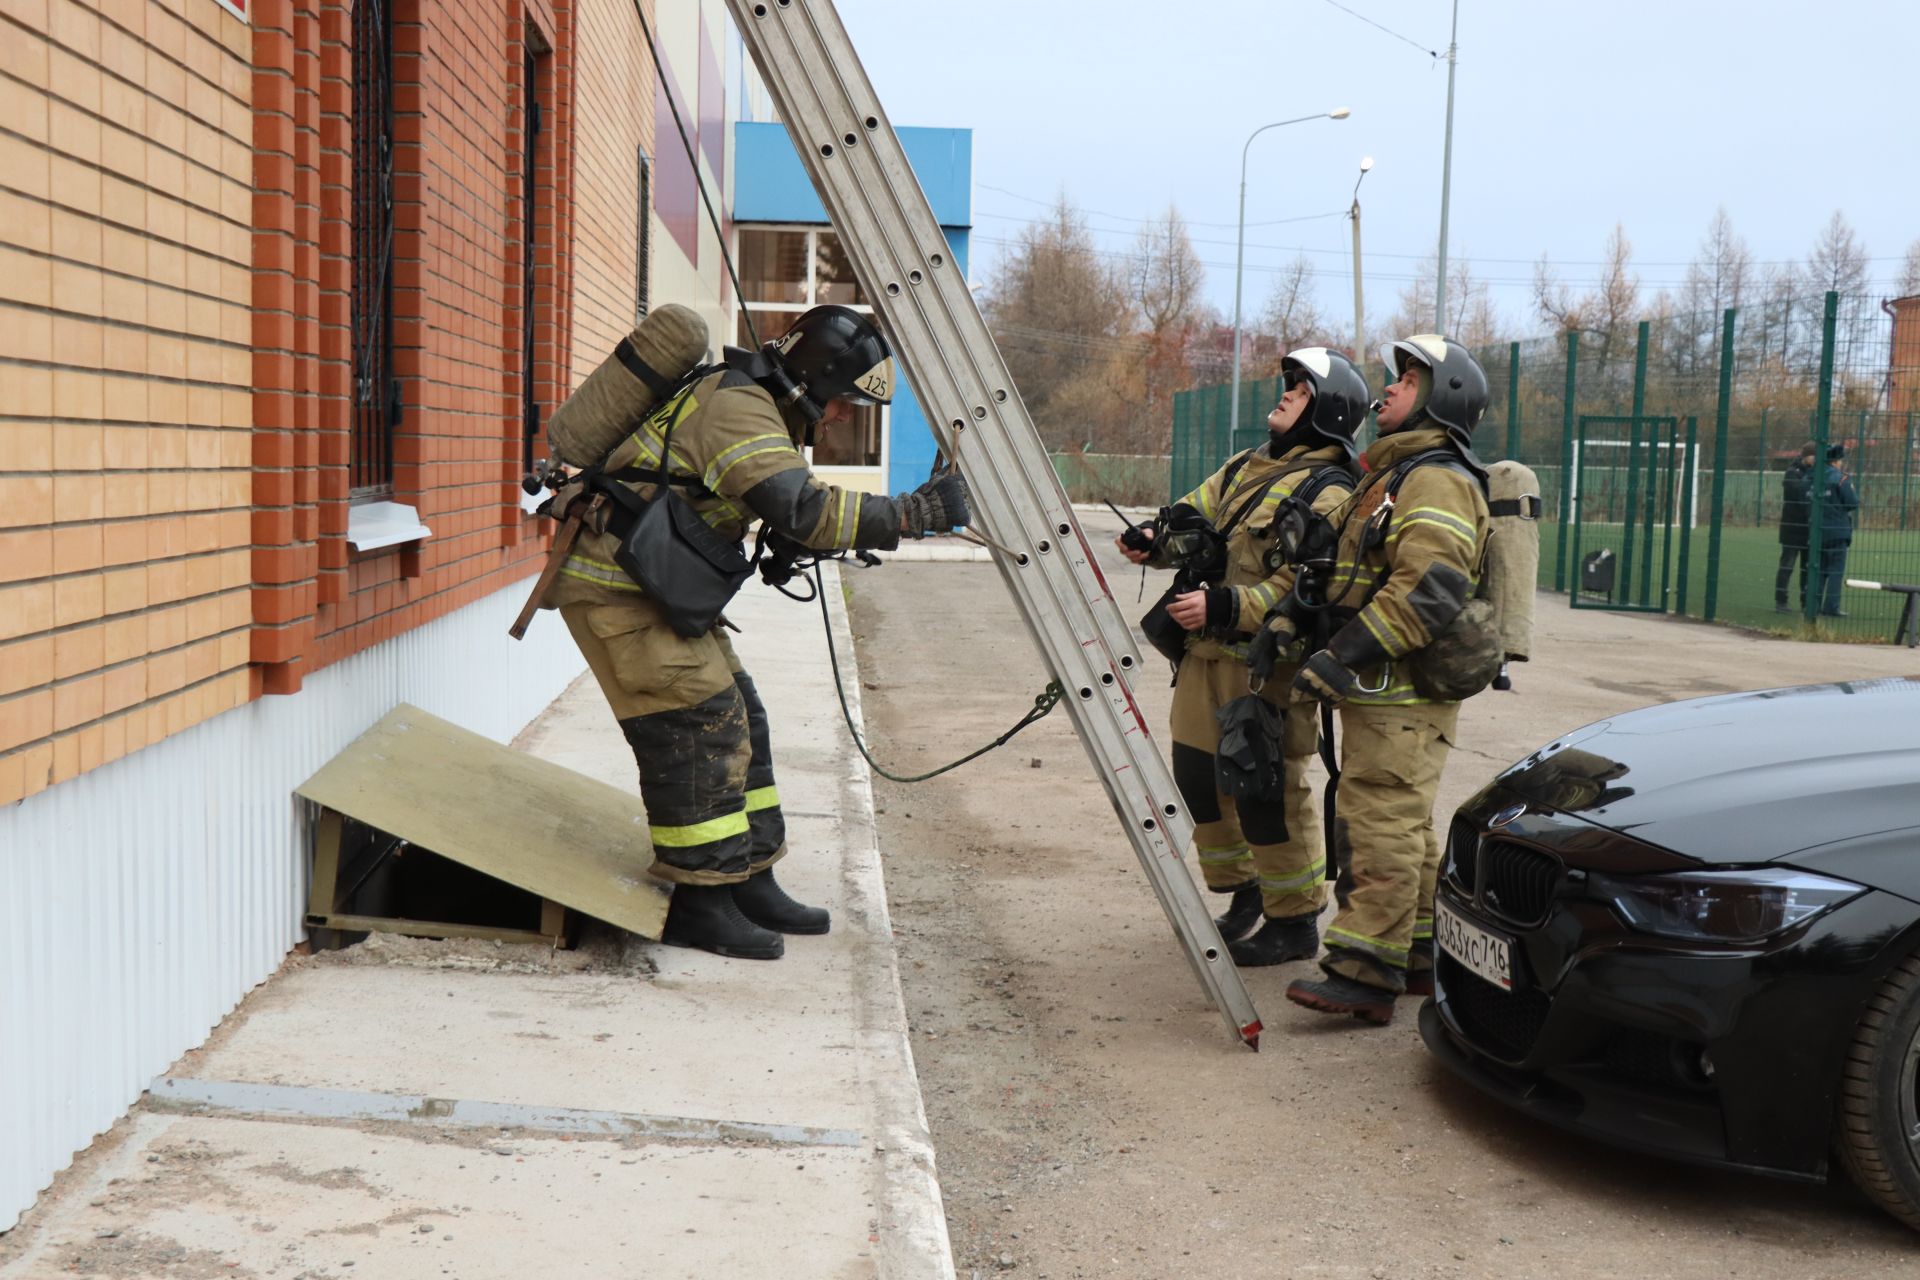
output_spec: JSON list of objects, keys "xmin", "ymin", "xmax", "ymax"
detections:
[{"xmin": 0, "ymin": 583, "xmax": 585, "ymax": 1231}]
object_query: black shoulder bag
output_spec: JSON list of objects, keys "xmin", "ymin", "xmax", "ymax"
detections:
[{"xmin": 597, "ymin": 390, "xmax": 754, "ymax": 638}]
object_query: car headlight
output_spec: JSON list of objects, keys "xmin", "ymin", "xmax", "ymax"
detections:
[{"xmin": 1591, "ymin": 867, "xmax": 1864, "ymax": 943}]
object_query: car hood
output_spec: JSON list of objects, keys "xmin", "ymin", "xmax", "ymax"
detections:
[{"xmin": 1491, "ymin": 678, "xmax": 1920, "ymax": 865}]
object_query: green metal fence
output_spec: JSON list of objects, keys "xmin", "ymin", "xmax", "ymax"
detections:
[{"xmin": 1166, "ymin": 291, "xmax": 1920, "ymax": 646}]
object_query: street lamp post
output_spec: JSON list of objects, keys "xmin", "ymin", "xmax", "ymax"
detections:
[
  {"xmin": 1433, "ymin": 0, "xmax": 1461, "ymax": 332},
  {"xmin": 1231, "ymin": 107, "xmax": 1349, "ymax": 439},
  {"xmin": 1350, "ymin": 156, "xmax": 1373, "ymax": 367}
]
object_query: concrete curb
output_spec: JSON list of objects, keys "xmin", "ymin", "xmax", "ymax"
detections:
[{"xmin": 817, "ymin": 561, "xmax": 958, "ymax": 1279}]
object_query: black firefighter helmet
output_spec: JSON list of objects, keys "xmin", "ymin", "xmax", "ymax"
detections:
[
  {"xmin": 1280, "ymin": 346, "xmax": 1369, "ymax": 459},
  {"xmin": 1379, "ymin": 333, "xmax": 1488, "ymax": 454},
  {"xmin": 768, "ymin": 304, "xmax": 895, "ymax": 423}
]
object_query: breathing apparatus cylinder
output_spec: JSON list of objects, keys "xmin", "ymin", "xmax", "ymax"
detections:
[{"xmin": 546, "ymin": 304, "xmax": 710, "ymax": 468}]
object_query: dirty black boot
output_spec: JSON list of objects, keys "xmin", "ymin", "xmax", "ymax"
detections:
[
  {"xmin": 1212, "ymin": 884, "xmax": 1263, "ymax": 942},
  {"xmin": 1228, "ymin": 912, "xmax": 1319, "ymax": 967},
  {"xmin": 732, "ymin": 868, "xmax": 830, "ymax": 936},
  {"xmin": 661, "ymin": 883, "xmax": 785, "ymax": 960},
  {"xmin": 1284, "ymin": 972, "xmax": 1395, "ymax": 1026}
]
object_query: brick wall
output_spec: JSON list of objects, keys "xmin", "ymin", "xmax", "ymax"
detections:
[
  {"xmin": 0, "ymin": 0, "xmax": 675, "ymax": 806},
  {"xmin": 249, "ymin": 0, "xmax": 566, "ymax": 691},
  {"xmin": 566, "ymin": 0, "xmax": 653, "ymax": 383},
  {"xmin": 0, "ymin": 0, "xmax": 256, "ymax": 806}
]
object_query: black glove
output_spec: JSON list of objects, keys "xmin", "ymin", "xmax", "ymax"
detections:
[
  {"xmin": 1290, "ymin": 649, "xmax": 1358, "ymax": 705},
  {"xmin": 1245, "ymin": 610, "xmax": 1302, "ymax": 683},
  {"xmin": 897, "ymin": 472, "xmax": 971, "ymax": 539}
]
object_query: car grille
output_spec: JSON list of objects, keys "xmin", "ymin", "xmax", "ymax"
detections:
[
  {"xmin": 1446, "ymin": 816, "xmax": 1480, "ymax": 893},
  {"xmin": 1439, "ymin": 954, "xmax": 1551, "ymax": 1061},
  {"xmin": 1447, "ymin": 821, "xmax": 1562, "ymax": 928},
  {"xmin": 1478, "ymin": 840, "xmax": 1560, "ymax": 927}
]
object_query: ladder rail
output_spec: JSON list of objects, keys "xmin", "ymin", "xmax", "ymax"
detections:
[{"xmin": 725, "ymin": 0, "xmax": 1261, "ymax": 1048}]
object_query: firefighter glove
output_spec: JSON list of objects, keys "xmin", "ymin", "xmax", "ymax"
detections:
[
  {"xmin": 897, "ymin": 471, "xmax": 971, "ymax": 539},
  {"xmin": 1290, "ymin": 649, "xmax": 1357, "ymax": 705},
  {"xmin": 1246, "ymin": 610, "xmax": 1303, "ymax": 683}
]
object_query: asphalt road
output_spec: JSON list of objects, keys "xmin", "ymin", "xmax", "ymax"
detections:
[{"xmin": 848, "ymin": 508, "xmax": 1920, "ymax": 1280}]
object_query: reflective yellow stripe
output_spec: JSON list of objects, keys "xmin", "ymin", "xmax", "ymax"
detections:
[
  {"xmin": 650, "ymin": 809, "xmax": 750, "ymax": 848},
  {"xmin": 708, "ymin": 436, "xmax": 800, "ymax": 490},
  {"xmin": 744, "ymin": 785, "xmax": 780, "ymax": 813},
  {"xmin": 1197, "ymin": 843, "xmax": 1252, "ymax": 864},
  {"xmin": 1325, "ymin": 924, "xmax": 1409, "ymax": 959},
  {"xmin": 558, "ymin": 556, "xmax": 641, "ymax": 591},
  {"xmin": 1392, "ymin": 507, "xmax": 1478, "ymax": 549},
  {"xmin": 837, "ymin": 488, "xmax": 855, "ymax": 547},
  {"xmin": 1259, "ymin": 860, "xmax": 1326, "ymax": 893},
  {"xmin": 1361, "ymin": 608, "xmax": 1408, "ymax": 654}
]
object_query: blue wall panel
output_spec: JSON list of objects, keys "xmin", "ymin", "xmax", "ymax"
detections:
[{"xmin": 734, "ymin": 121, "xmax": 971, "ymax": 494}]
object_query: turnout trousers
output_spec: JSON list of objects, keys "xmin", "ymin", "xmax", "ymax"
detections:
[
  {"xmin": 1168, "ymin": 650, "xmax": 1327, "ymax": 920},
  {"xmin": 1320, "ymin": 700, "xmax": 1459, "ymax": 993},
  {"xmin": 560, "ymin": 598, "xmax": 787, "ymax": 886}
]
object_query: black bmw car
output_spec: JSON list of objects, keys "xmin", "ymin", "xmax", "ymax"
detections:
[{"xmin": 1421, "ymin": 677, "xmax": 1920, "ymax": 1232}]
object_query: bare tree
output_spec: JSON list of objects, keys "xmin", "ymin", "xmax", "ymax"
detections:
[
  {"xmin": 1255, "ymin": 254, "xmax": 1336, "ymax": 362},
  {"xmin": 1534, "ymin": 224, "xmax": 1640, "ymax": 388},
  {"xmin": 1122, "ymin": 206, "xmax": 1206, "ymax": 453},
  {"xmin": 981, "ymin": 194, "xmax": 1134, "ymax": 449},
  {"xmin": 1899, "ymin": 239, "xmax": 1920, "ymax": 298},
  {"xmin": 1676, "ymin": 207, "xmax": 1752, "ymax": 374},
  {"xmin": 1805, "ymin": 210, "xmax": 1869, "ymax": 296},
  {"xmin": 1382, "ymin": 248, "xmax": 1499, "ymax": 349}
]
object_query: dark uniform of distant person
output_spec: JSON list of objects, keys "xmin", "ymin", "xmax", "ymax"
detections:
[
  {"xmin": 1116, "ymin": 349, "xmax": 1366, "ymax": 966},
  {"xmin": 1775, "ymin": 442, "xmax": 1815, "ymax": 613},
  {"xmin": 1811, "ymin": 443, "xmax": 1860, "ymax": 617},
  {"xmin": 1281, "ymin": 335, "xmax": 1492, "ymax": 1026},
  {"xmin": 543, "ymin": 305, "xmax": 968, "ymax": 959}
]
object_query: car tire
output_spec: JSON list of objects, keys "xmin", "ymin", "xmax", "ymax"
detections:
[{"xmin": 1836, "ymin": 952, "xmax": 1920, "ymax": 1231}]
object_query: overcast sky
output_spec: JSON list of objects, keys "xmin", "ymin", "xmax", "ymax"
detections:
[{"xmin": 831, "ymin": 0, "xmax": 1916, "ymax": 335}]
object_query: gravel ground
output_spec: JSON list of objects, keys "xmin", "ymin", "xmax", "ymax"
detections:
[{"xmin": 847, "ymin": 511, "xmax": 1920, "ymax": 1279}]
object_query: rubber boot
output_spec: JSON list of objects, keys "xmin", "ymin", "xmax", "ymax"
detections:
[
  {"xmin": 1403, "ymin": 969, "xmax": 1435, "ymax": 998},
  {"xmin": 661, "ymin": 883, "xmax": 785, "ymax": 960},
  {"xmin": 1228, "ymin": 912, "xmax": 1319, "ymax": 968},
  {"xmin": 733, "ymin": 868, "xmax": 831, "ymax": 936},
  {"xmin": 1285, "ymin": 972, "xmax": 1395, "ymax": 1026},
  {"xmin": 1212, "ymin": 883, "xmax": 1263, "ymax": 942}
]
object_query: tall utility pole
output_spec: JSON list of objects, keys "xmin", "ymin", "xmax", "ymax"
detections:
[
  {"xmin": 1230, "ymin": 108, "xmax": 1349, "ymax": 439},
  {"xmin": 1433, "ymin": 0, "xmax": 1461, "ymax": 333},
  {"xmin": 1350, "ymin": 157, "xmax": 1372, "ymax": 364}
]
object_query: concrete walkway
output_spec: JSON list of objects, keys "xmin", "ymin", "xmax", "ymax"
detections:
[{"xmin": 0, "ymin": 569, "xmax": 954, "ymax": 1280}]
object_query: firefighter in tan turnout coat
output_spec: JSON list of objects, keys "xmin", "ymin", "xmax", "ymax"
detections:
[
  {"xmin": 1118, "ymin": 348, "xmax": 1367, "ymax": 967},
  {"xmin": 542, "ymin": 304, "xmax": 968, "ymax": 960},
  {"xmin": 1283, "ymin": 335, "xmax": 1493, "ymax": 1026}
]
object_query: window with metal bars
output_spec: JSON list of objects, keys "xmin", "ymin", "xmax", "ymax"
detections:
[
  {"xmin": 351, "ymin": 0, "xmax": 397, "ymax": 495},
  {"xmin": 520, "ymin": 47, "xmax": 543, "ymax": 470},
  {"xmin": 635, "ymin": 150, "xmax": 652, "ymax": 324}
]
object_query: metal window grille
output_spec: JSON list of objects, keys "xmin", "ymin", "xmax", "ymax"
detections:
[
  {"xmin": 635, "ymin": 151, "xmax": 652, "ymax": 323},
  {"xmin": 350, "ymin": 0, "xmax": 397, "ymax": 494},
  {"xmin": 520, "ymin": 51, "xmax": 542, "ymax": 470}
]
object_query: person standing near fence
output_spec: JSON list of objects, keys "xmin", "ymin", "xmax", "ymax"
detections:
[
  {"xmin": 1813, "ymin": 443, "xmax": 1860, "ymax": 617},
  {"xmin": 1775, "ymin": 441, "xmax": 1814, "ymax": 613}
]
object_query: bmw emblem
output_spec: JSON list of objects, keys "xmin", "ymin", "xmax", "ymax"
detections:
[{"xmin": 1488, "ymin": 803, "xmax": 1527, "ymax": 830}]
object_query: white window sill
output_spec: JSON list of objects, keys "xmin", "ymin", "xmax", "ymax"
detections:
[
  {"xmin": 347, "ymin": 501, "xmax": 433, "ymax": 552},
  {"xmin": 520, "ymin": 487, "xmax": 548, "ymax": 515}
]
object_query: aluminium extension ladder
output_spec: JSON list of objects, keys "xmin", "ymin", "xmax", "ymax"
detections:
[{"xmin": 724, "ymin": 0, "xmax": 1262, "ymax": 1048}]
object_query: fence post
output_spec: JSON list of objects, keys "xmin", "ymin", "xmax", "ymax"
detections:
[
  {"xmin": 1805, "ymin": 291, "xmax": 1838, "ymax": 621},
  {"xmin": 1620, "ymin": 321, "xmax": 1650, "ymax": 602},
  {"xmin": 1756, "ymin": 408, "xmax": 1768, "ymax": 522},
  {"xmin": 1705, "ymin": 309, "xmax": 1734, "ymax": 622},
  {"xmin": 1556, "ymin": 332, "xmax": 1578, "ymax": 592},
  {"xmin": 1506, "ymin": 340, "xmax": 1520, "ymax": 461},
  {"xmin": 1902, "ymin": 410, "xmax": 1914, "ymax": 533},
  {"xmin": 1678, "ymin": 416, "xmax": 1697, "ymax": 616}
]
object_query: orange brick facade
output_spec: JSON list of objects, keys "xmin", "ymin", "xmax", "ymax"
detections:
[{"xmin": 1, "ymin": 0, "xmax": 669, "ymax": 803}]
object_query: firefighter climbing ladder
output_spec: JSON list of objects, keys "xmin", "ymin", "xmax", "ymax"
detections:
[{"xmin": 724, "ymin": 0, "xmax": 1263, "ymax": 1048}]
